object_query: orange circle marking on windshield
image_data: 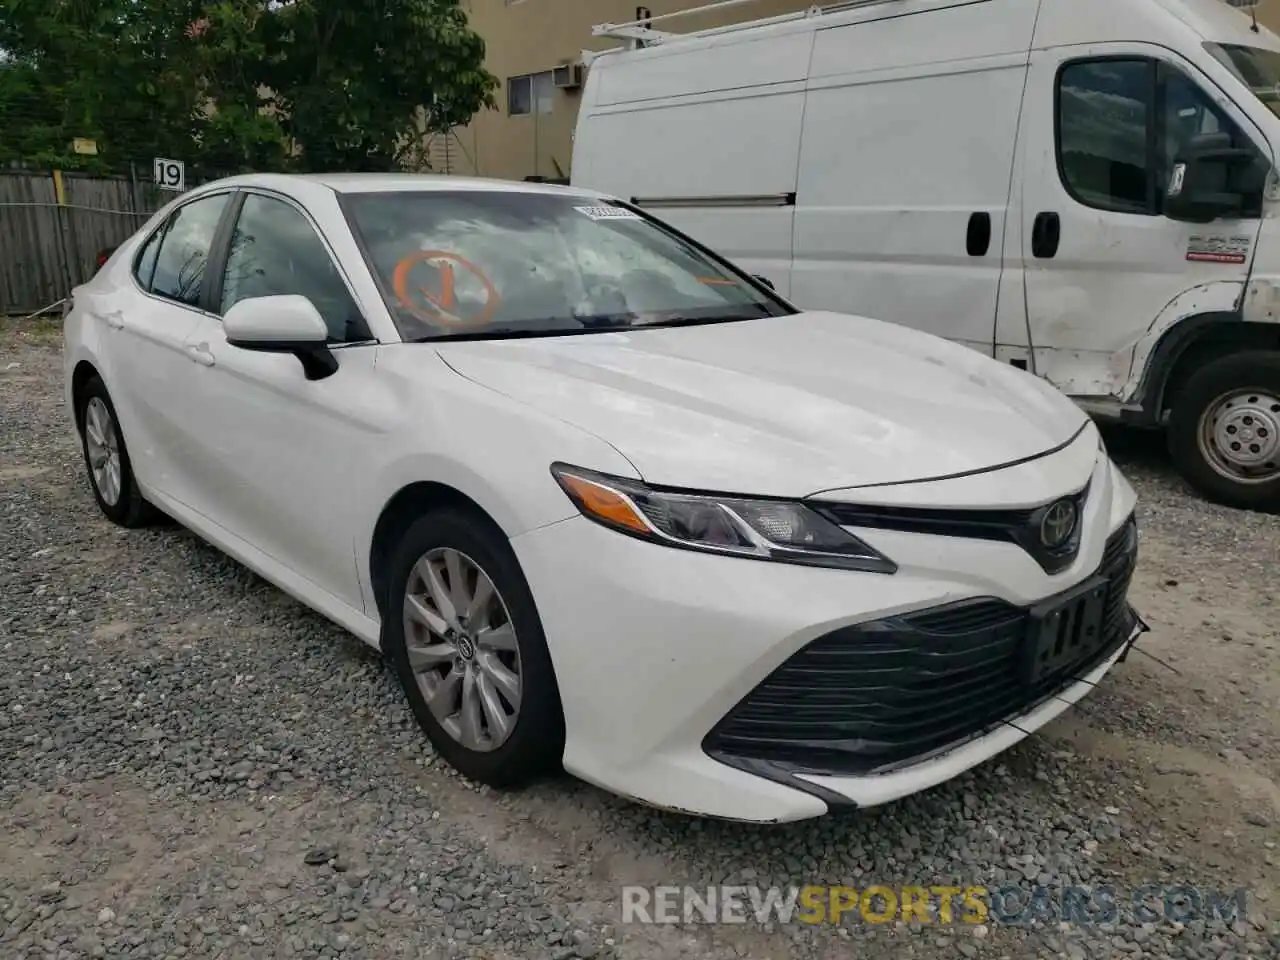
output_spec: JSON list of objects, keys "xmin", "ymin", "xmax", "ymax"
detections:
[{"xmin": 391, "ymin": 250, "xmax": 500, "ymax": 327}]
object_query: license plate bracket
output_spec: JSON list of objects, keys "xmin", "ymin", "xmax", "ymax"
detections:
[{"xmin": 1021, "ymin": 575, "xmax": 1110, "ymax": 685}]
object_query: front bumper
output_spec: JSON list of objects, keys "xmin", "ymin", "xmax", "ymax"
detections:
[
  {"xmin": 705, "ymin": 517, "xmax": 1137, "ymax": 782},
  {"xmin": 512, "ymin": 453, "xmax": 1140, "ymax": 823}
]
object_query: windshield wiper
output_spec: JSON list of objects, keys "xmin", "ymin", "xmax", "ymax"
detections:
[
  {"xmin": 574, "ymin": 314, "xmax": 636, "ymax": 329},
  {"xmin": 409, "ymin": 314, "xmax": 635, "ymax": 342},
  {"xmin": 405, "ymin": 307, "xmax": 775, "ymax": 343},
  {"xmin": 408, "ymin": 327, "xmax": 581, "ymax": 343},
  {"xmin": 570, "ymin": 307, "xmax": 775, "ymax": 330},
  {"xmin": 633, "ymin": 311, "xmax": 771, "ymax": 328}
]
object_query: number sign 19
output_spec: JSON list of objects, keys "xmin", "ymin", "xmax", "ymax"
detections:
[{"xmin": 153, "ymin": 158, "xmax": 186, "ymax": 192}]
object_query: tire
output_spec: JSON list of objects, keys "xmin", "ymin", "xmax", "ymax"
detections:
[
  {"xmin": 1167, "ymin": 351, "xmax": 1280, "ymax": 511},
  {"xmin": 383, "ymin": 506, "xmax": 565, "ymax": 787},
  {"xmin": 76, "ymin": 376, "xmax": 162, "ymax": 528}
]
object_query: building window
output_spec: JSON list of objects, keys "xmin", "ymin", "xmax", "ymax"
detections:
[{"xmin": 508, "ymin": 71, "xmax": 555, "ymax": 116}]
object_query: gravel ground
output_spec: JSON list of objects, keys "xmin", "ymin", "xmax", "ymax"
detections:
[{"xmin": 2, "ymin": 318, "xmax": 1277, "ymax": 960}]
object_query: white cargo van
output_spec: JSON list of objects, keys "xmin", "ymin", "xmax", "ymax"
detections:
[{"xmin": 571, "ymin": 0, "xmax": 1280, "ymax": 510}]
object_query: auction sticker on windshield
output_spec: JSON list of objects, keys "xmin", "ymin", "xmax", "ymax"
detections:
[{"xmin": 574, "ymin": 205, "xmax": 641, "ymax": 221}]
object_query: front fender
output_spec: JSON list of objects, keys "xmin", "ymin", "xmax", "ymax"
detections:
[
  {"xmin": 1122, "ymin": 280, "xmax": 1245, "ymax": 404},
  {"xmin": 1241, "ymin": 273, "xmax": 1280, "ymax": 324},
  {"xmin": 351, "ymin": 365, "xmax": 641, "ymax": 618}
]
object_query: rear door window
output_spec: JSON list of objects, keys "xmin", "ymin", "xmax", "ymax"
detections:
[
  {"xmin": 149, "ymin": 194, "xmax": 231, "ymax": 308},
  {"xmin": 133, "ymin": 227, "xmax": 164, "ymax": 291}
]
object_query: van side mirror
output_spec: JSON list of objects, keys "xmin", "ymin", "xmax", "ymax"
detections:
[
  {"xmin": 752, "ymin": 274, "xmax": 775, "ymax": 291},
  {"xmin": 223, "ymin": 294, "xmax": 338, "ymax": 380},
  {"xmin": 1164, "ymin": 132, "xmax": 1263, "ymax": 224}
]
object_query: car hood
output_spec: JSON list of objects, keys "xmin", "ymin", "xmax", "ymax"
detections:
[{"xmin": 435, "ymin": 311, "xmax": 1089, "ymax": 497}]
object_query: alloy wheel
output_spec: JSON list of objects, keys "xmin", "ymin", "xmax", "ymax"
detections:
[
  {"xmin": 84, "ymin": 396, "xmax": 123, "ymax": 506},
  {"xmin": 401, "ymin": 547, "xmax": 523, "ymax": 752}
]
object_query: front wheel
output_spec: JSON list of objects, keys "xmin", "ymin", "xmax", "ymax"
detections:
[
  {"xmin": 1167, "ymin": 351, "xmax": 1280, "ymax": 511},
  {"xmin": 383, "ymin": 507, "xmax": 565, "ymax": 787}
]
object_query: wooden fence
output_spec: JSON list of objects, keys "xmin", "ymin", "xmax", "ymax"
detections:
[
  {"xmin": 0, "ymin": 158, "xmax": 472, "ymax": 315},
  {"xmin": 0, "ymin": 169, "xmax": 176, "ymax": 315}
]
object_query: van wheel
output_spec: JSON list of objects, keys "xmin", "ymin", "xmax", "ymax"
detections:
[
  {"xmin": 1167, "ymin": 351, "xmax": 1280, "ymax": 511},
  {"xmin": 382, "ymin": 507, "xmax": 565, "ymax": 787}
]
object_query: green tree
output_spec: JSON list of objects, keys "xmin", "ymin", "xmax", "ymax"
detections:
[
  {"xmin": 183, "ymin": 2, "xmax": 292, "ymax": 173},
  {"xmin": 253, "ymin": 0, "xmax": 497, "ymax": 172},
  {"xmin": 0, "ymin": 0, "xmax": 287, "ymax": 173},
  {"xmin": 0, "ymin": 59, "xmax": 64, "ymax": 166},
  {"xmin": 0, "ymin": 0, "xmax": 495, "ymax": 174}
]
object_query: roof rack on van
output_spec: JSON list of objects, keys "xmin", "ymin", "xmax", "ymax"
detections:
[{"xmin": 591, "ymin": 0, "xmax": 905, "ymax": 47}]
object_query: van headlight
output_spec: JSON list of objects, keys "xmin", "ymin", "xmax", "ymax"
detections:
[{"xmin": 550, "ymin": 463, "xmax": 897, "ymax": 573}]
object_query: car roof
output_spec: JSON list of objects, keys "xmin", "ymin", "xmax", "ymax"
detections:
[{"xmin": 197, "ymin": 171, "xmax": 609, "ymax": 200}]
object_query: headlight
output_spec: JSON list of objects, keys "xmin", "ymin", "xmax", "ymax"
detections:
[{"xmin": 550, "ymin": 463, "xmax": 897, "ymax": 573}]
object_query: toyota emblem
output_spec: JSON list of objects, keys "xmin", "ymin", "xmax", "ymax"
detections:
[{"xmin": 1039, "ymin": 498, "xmax": 1078, "ymax": 549}]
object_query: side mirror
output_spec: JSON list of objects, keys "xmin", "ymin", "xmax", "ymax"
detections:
[
  {"xmin": 1165, "ymin": 132, "xmax": 1262, "ymax": 224},
  {"xmin": 752, "ymin": 274, "xmax": 775, "ymax": 291},
  {"xmin": 223, "ymin": 294, "xmax": 338, "ymax": 380}
]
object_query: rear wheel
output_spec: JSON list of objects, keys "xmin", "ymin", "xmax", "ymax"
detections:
[
  {"xmin": 383, "ymin": 507, "xmax": 565, "ymax": 786},
  {"xmin": 1167, "ymin": 351, "xmax": 1280, "ymax": 511},
  {"xmin": 76, "ymin": 376, "xmax": 161, "ymax": 527}
]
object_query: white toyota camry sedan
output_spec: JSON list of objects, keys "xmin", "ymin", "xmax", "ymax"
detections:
[{"xmin": 63, "ymin": 173, "xmax": 1144, "ymax": 823}]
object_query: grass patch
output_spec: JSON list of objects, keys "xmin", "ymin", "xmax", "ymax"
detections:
[{"xmin": 1, "ymin": 316, "xmax": 64, "ymax": 348}]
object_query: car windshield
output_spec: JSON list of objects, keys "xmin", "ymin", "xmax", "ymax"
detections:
[
  {"xmin": 1206, "ymin": 42, "xmax": 1280, "ymax": 120},
  {"xmin": 341, "ymin": 190, "xmax": 792, "ymax": 341}
]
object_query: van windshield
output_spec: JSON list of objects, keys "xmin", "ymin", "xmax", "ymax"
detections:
[
  {"xmin": 341, "ymin": 190, "xmax": 793, "ymax": 342},
  {"xmin": 1206, "ymin": 42, "xmax": 1280, "ymax": 120}
]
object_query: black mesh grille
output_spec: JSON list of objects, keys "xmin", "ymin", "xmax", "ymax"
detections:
[{"xmin": 704, "ymin": 516, "xmax": 1139, "ymax": 777}]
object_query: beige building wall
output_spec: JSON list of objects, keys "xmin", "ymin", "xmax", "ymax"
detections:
[
  {"xmin": 444, "ymin": 0, "xmax": 815, "ymax": 181},
  {"xmin": 1248, "ymin": 0, "xmax": 1280, "ymax": 31},
  {"xmin": 443, "ymin": 0, "xmax": 1280, "ymax": 182}
]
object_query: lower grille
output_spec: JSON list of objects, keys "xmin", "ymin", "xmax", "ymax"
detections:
[{"xmin": 704, "ymin": 515, "xmax": 1139, "ymax": 777}]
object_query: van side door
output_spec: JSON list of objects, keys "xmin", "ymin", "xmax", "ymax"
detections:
[
  {"xmin": 1016, "ymin": 45, "xmax": 1272, "ymax": 399},
  {"xmin": 570, "ymin": 33, "xmax": 815, "ymax": 298},
  {"xmin": 791, "ymin": 2, "xmax": 1038, "ymax": 356}
]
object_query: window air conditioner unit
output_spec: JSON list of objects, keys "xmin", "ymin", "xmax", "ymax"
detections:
[{"xmin": 553, "ymin": 63, "xmax": 584, "ymax": 89}]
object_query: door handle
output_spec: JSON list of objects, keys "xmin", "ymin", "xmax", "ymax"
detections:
[
  {"xmin": 184, "ymin": 344, "xmax": 215, "ymax": 367},
  {"xmin": 100, "ymin": 309, "xmax": 125, "ymax": 330},
  {"xmin": 966, "ymin": 211, "xmax": 992, "ymax": 257},
  {"xmin": 1031, "ymin": 211, "xmax": 1061, "ymax": 259}
]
